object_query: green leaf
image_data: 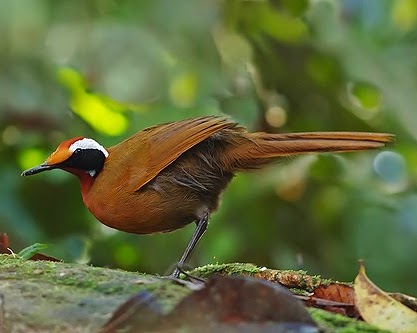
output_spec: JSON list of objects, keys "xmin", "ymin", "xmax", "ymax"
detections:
[{"xmin": 18, "ymin": 243, "xmax": 49, "ymax": 260}]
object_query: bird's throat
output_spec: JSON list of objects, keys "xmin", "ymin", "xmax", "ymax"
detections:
[{"xmin": 62, "ymin": 167, "xmax": 95, "ymax": 198}]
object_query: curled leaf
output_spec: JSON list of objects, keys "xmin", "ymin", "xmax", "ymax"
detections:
[{"xmin": 354, "ymin": 261, "xmax": 417, "ymax": 333}]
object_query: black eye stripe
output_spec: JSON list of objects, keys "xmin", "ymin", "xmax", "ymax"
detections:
[{"xmin": 59, "ymin": 148, "xmax": 106, "ymax": 177}]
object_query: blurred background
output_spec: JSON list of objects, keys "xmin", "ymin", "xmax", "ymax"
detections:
[{"xmin": 1, "ymin": 0, "xmax": 417, "ymax": 294}]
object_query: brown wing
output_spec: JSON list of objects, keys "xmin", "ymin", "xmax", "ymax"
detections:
[{"xmin": 106, "ymin": 116, "xmax": 237, "ymax": 192}]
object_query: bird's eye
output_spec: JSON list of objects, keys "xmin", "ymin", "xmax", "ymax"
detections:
[{"xmin": 74, "ymin": 148, "xmax": 82, "ymax": 154}]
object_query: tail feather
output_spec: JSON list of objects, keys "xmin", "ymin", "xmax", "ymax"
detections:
[{"xmin": 228, "ymin": 131, "xmax": 394, "ymax": 170}]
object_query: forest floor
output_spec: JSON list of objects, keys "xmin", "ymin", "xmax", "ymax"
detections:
[{"xmin": 0, "ymin": 255, "xmax": 387, "ymax": 332}]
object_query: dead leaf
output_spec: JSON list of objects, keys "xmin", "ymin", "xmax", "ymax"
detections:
[
  {"xmin": 307, "ymin": 283, "xmax": 359, "ymax": 317},
  {"xmin": 101, "ymin": 275, "xmax": 318, "ymax": 333},
  {"xmin": 0, "ymin": 233, "xmax": 9, "ymax": 248},
  {"xmin": 390, "ymin": 292, "xmax": 417, "ymax": 313},
  {"xmin": 28, "ymin": 253, "xmax": 61, "ymax": 261},
  {"xmin": 354, "ymin": 261, "xmax": 417, "ymax": 333},
  {"xmin": 101, "ymin": 291, "xmax": 164, "ymax": 332},
  {"xmin": 0, "ymin": 233, "xmax": 12, "ymax": 255},
  {"xmin": 312, "ymin": 283, "xmax": 354, "ymax": 304},
  {"xmin": 170, "ymin": 274, "xmax": 316, "ymax": 325}
]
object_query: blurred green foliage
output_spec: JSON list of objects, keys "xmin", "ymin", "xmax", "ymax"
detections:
[{"xmin": 1, "ymin": 0, "xmax": 417, "ymax": 294}]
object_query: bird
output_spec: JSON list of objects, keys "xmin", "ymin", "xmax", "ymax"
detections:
[{"xmin": 21, "ymin": 116, "xmax": 394, "ymax": 277}]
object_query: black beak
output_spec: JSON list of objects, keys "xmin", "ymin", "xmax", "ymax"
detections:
[{"xmin": 21, "ymin": 163, "xmax": 56, "ymax": 176}]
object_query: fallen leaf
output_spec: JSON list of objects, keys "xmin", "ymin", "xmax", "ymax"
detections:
[
  {"xmin": 28, "ymin": 253, "xmax": 61, "ymax": 262},
  {"xmin": 0, "ymin": 233, "xmax": 12, "ymax": 255},
  {"xmin": 170, "ymin": 274, "xmax": 316, "ymax": 326},
  {"xmin": 307, "ymin": 283, "xmax": 359, "ymax": 317},
  {"xmin": 354, "ymin": 261, "xmax": 417, "ymax": 333},
  {"xmin": 101, "ymin": 275, "xmax": 318, "ymax": 333},
  {"xmin": 312, "ymin": 283, "xmax": 354, "ymax": 304},
  {"xmin": 101, "ymin": 291, "xmax": 164, "ymax": 332},
  {"xmin": 0, "ymin": 233, "xmax": 9, "ymax": 248},
  {"xmin": 390, "ymin": 292, "xmax": 417, "ymax": 313}
]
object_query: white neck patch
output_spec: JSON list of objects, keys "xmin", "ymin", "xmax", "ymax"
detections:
[{"xmin": 69, "ymin": 138, "xmax": 109, "ymax": 158}]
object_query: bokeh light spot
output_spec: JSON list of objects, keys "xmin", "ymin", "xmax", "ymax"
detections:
[
  {"xmin": 18, "ymin": 148, "xmax": 46, "ymax": 171},
  {"xmin": 392, "ymin": 0, "xmax": 417, "ymax": 31},
  {"xmin": 347, "ymin": 81, "xmax": 383, "ymax": 114},
  {"xmin": 373, "ymin": 151, "xmax": 407, "ymax": 188},
  {"xmin": 169, "ymin": 71, "xmax": 198, "ymax": 108},
  {"xmin": 114, "ymin": 243, "xmax": 140, "ymax": 269},
  {"xmin": 57, "ymin": 67, "xmax": 128, "ymax": 136},
  {"xmin": 2, "ymin": 126, "xmax": 21, "ymax": 145},
  {"xmin": 265, "ymin": 106, "xmax": 287, "ymax": 128}
]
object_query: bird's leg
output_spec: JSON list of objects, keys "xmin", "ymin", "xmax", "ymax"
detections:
[{"xmin": 171, "ymin": 212, "xmax": 209, "ymax": 278}]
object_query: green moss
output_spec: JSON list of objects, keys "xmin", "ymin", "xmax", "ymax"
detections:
[
  {"xmin": 188, "ymin": 263, "xmax": 336, "ymax": 293},
  {"xmin": 289, "ymin": 271, "xmax": 324, "ymax": 291},
  {"xmin": 0, "ymin": 256, "xmax": 386, "ymax": 333},
  {"xmin": 0, "ymin": 253, "xmax": 191, "ymax": 302},
  {"xmin": 290, "ymin": 288, "xmax": 312, "ymax": 296},
  {"xmin": 0, "ymin": 254, "xmax": 157, "ymax": 295},
  {"xmin": 0, "ymin": 255, "xmax": 189, "ymax": 332},
  {"xmin": 309, "ymin": 308, "xmax": 390, "ymax": 333},
  {"xmin": 189, "ymin": 262, "xmax": 261, "ymax": 277}
]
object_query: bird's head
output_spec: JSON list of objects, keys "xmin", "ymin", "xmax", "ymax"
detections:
[{"xmin": 21, "ymin": 137, "xmax": 109, "ymax": 187}]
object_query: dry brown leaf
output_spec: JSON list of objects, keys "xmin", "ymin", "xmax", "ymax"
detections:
[
  {"xmin": 313, "ymin": 283, "xmax": 354, "ymax": 304},
  {"xmin": 354, "ymin": 261, "xmax": 417, "ymax": 333},
  {"xmin": 390, "ymin": 292, "xmax": 417, "ymax": 313},
  {"xmin": 0, "ymin": 233, "xmax": 12, "ymax": 255},
  {"xmin": 307, "ymin": 283, "xmax": 359, "ymax": 317},
  {"xmin": 0, "ymin": 233, "xmax": 9, "ymax": 248},
  {"xmin": 101, "ymin": 275, "xmax": 318, "ymax": 333}
]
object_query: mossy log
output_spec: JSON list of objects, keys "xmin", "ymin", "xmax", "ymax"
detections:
[{"xmin": 0, "ymin": 255, "xmax": 386, "ymax": 332}]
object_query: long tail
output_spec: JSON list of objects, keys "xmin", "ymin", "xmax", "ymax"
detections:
[{"xmin": 228, "ymin": 131, "xmax": 395, "ymax": 170}]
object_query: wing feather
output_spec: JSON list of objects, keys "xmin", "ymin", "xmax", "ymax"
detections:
[{"xmin": 106, "ymin": 116, "xmax": 237, "ymax": 192}]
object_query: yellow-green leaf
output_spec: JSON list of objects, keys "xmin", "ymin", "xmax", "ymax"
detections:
[
  {"xmin": 354, "ymin": 261, "xmax": 417, "ymax": 333},
  {"xmin": 169, "ymin": 71, "xmax": 198, "ymax": 108}
]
